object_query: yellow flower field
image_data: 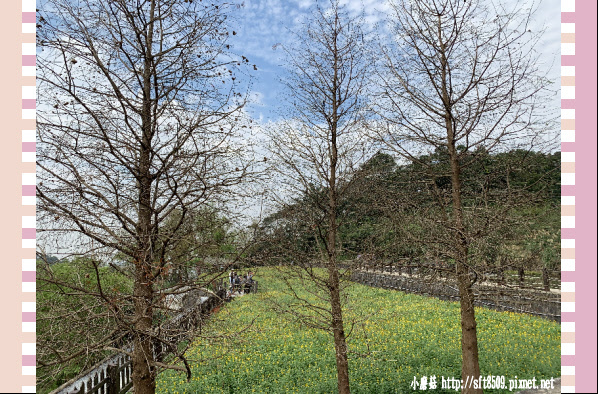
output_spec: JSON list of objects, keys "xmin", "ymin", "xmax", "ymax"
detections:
[{"xmin": 157, "ymin": 268, "xmax": 560, "ymax": 393}]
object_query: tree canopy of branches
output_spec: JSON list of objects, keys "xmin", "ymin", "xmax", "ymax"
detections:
[
  {"xmin": 262, "ymin": 2, "xmax": 373, "ymax": 392},
  {"xmin": 373, "ymin": 0, "xmax": 557, "ymax": 392},
  {"xmin": 36, "ymin": 0, "xmax": 254, "ymax": 392}
]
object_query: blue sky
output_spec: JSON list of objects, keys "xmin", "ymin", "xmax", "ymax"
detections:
[
  {"xmin": 227, "ymin": 0, "xmax": 394, "ymax": 120},
  {"xmin": 226, "ymin": 0, "xmax": 562, "ymax": 123}
]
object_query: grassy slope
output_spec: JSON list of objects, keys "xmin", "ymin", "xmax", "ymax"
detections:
[{"xmin": 157, "ymin": 268, "xmax": 559, "ymax": 393}]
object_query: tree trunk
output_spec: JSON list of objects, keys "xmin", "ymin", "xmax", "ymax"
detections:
[
  {"xmin": 327, "ymin": 13, "xmax": 350, "ymax": 393},
  {"xmin": 132, "ymin": 2, "xmax": 158, "ymax": 391},
  {"xmin": 132, "ymin": 152, "xmax": 157, "ymax": 394},
  {"xmin": 327, "ymin": 129, "xmax": 350, "ymax": 393},
  {"xmin": 441, "ymin": 14, "xmax": 482, "ymax": 388},
  {"xmin": 448, "ymin": 146, "xmax": 482, "ymax": 393},
  {"xmin": 327, "ymin": 178, "xmax": 351, "ymax": 394},
  {"xmin": 329, "ymin": 267, "xmax": 350, "ymax": 394},
  {"xmin": 132, "ymin": 269, "xmax": 155, "ymax": 394},
  {"xmin": 132, "ymin": 131, "xmax": 157, "ymax": 394},
  {"xmin": 456, "ymin": 262, "xmax": 481, "ymax": 394}
]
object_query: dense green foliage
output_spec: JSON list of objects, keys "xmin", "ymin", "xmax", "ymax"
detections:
[
  {"xmin": 37, "ymin": 259, "xmax": 134, "ymax": 393},
  {"xmin": 156, "ymin": 268, "xmax": 560, "ymax": 393}
]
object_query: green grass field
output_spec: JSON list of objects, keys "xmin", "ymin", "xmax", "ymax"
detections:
[{"xmin": 156, "ymin": 268, "xmax": 560, "ymax": 393}]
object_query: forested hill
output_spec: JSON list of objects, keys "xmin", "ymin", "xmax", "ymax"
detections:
[{"xmin": 252, "ymin": 148, "xmax": 560, "ymax": 271}]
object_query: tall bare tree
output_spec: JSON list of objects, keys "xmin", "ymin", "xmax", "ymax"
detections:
[
  {"xmin": 36, "ymin": 0, "xmax": 254, "ymax": 392},
  {"xmin": 373, "ymin": 0, "xmax": 556, "ymax": 392},
  {"xmin": 263, "ymin": 2, "xmax": 372, "ymax": 392}
]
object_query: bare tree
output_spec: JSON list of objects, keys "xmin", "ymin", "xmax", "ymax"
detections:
[
  {"xmin": 36, "ymin": 0, "xmax": 255, "ymax": 392},
  {"xmin": 261, "ymin": 2, "xmax": 373, "ymax": 392},
  {"xmin": 372, "ymin": 0, "xmax": 556, "ymax": 392}
]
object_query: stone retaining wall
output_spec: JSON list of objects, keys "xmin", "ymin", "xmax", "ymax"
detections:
[{"xmin": 352, "ymin": 271, "xmax": 560, "ymax": 322}]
